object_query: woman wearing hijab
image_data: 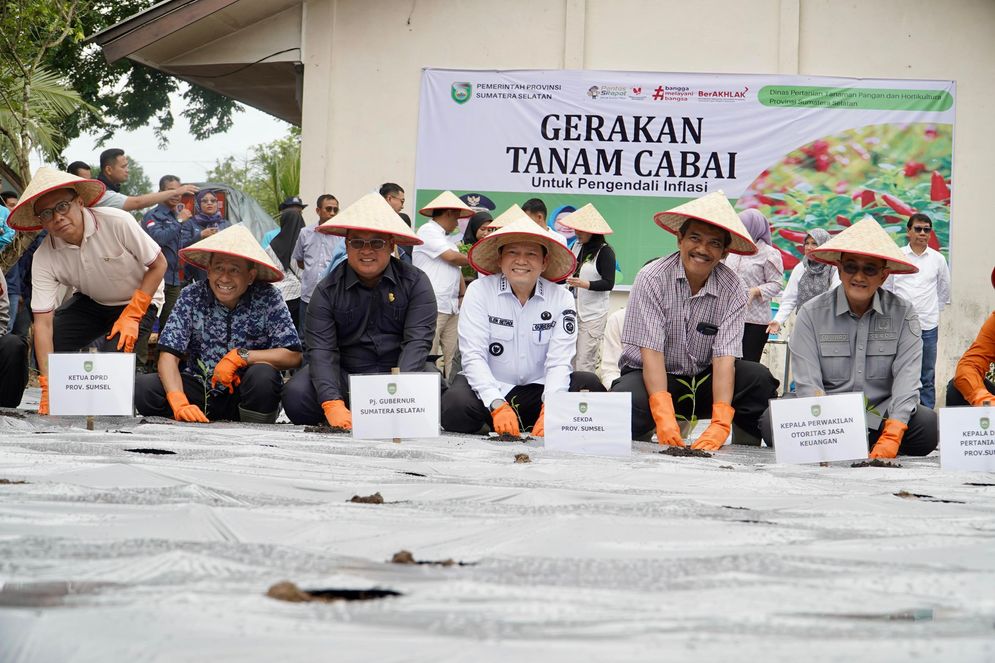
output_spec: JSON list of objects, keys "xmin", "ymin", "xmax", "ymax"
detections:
[
  {"xmin": 547, "ymin": 204, "xmax": 577, "ymax": 248},
  {"xmin": 766, "ymin": 228, "xmax": 840, "ymax": 336},
  {"xmin": 559, "ymin": 204, "xmax": 617, "ymax": 373},
  {"xmin": 461, "ymin": 211, "xmax": 494, "ymax": 282},
  {"xmin": 723, "ymin": 209, "xmax": 784, "ymax": 363},
  {"xmin": 264, "ymin": 208, "xmax": 305, "ymax": 332},
  {"xmin": 180, "ymin": 189, "xmax": 231, "ymax": 282}
]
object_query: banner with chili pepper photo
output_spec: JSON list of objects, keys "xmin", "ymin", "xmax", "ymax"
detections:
[{"xmin": 415, "ymin": 69, "xmax": 955, "ymax": 286}]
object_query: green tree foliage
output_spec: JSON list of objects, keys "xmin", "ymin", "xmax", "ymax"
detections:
[{"xmin": 206, "ymin": 129, "xmax": 300, "ymax": 218}]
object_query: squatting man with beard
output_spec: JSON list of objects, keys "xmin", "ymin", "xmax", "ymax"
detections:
[
  {"xmin": 611, "ymin": 191, "xmax": 779, "ymax": 450},
  {"xmin": 134, "ymin": 224, "xmax": 302, "ymax": 423},
  {"xmin": 441, "ymin": 215, "xmax": 605, "ymax": 437},
  {"xmin": 7, "ymin": 167, "xmax": 167, "ymax": 415}
]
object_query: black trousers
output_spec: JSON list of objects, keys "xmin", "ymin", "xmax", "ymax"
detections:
[
  {"xmin": 611, "ymin": 359, "xmax": 779, "ymax": 440},
  {"xmin": 53, "ymin": 293, "xmax": 158, "ymax": 353},
  {"xmin": 134, "ymin": 364, "xmax": 283, "ymax": 421},
  {"xmin": 441, "ymin": 371, "xmax": 606, "ymax": 434},
  {"xmin": 742, "ymin": 323, "xmax": 769, "ymax": 363},
  {"xmin": 0, "ymin": 334, "xmax": 29, "ymax": 408},
  {"xmin": 282, "ymin": 362, "xmax": 443, "ymax": 425},
  {"xmin": 945, "ymin": 378, "xmax": 995, "ymax": 406},
  {"xmin": 759, "ymin": 396, "xmax": 938, "ymax": 456}
]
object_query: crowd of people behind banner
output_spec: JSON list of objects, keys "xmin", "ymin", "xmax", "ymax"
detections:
[{"xmin": 0, "ymin": 146, "xmax": 992, "ymax": 459}]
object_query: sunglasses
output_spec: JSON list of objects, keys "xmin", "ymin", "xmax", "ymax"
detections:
[
  {"xmin": 910, "ymin": 226, "xmax": 932, "ymax": 234},
  {"xmin": 841, "ymin": 261, "xmax": 884, "ymax": 277},
  {"xmin": 36, "ymin": 198, "xmax": 75, "ymax": 222},
  {"xmin": 323, "ymin": 206, "xmax": 339, "ymax": 213},
  {"xmin": 347, "ymin": 238, "xmax": 388, "ymax": 251}
]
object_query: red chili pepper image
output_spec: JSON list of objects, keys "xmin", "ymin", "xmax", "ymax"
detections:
[
  {"xmin": 882, "ymin": 194, "xmax": 916, "ymax": 216},
  {"xmin": 928, "ymin": 230, "xmax": 941, "ymax": 251},
  {"xmin": 930, "ymin": 171, "xmax": 951, "ymax": 202},
  {"xmin": 836, "ymin": 215, "xmax": 852, "ymax": 227},
  {"xmin": 814, "ymin": 154, "xmax": 831, "ymax": 172},
  {"xmin": 777, "ymin": 228, "xmax": 808, "ymax": 242},
  {"xmin": 776, "ymin": 245, "xmax": 800, "ymax": 270},
  {"xmin": 903, "ymin": 161, "xmax": 926, "ymax": 177},
  {"xmin": 756, "ymin": 194, "xmax": 783, "ymax": 206},
  {"xmin": 851, "ymin": 190, "xmax": 876, "ymax": 208}
]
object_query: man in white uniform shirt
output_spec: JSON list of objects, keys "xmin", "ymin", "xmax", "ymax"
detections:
[
  {"xmin": 7, "ymin": 168, "xmax": 166, "ymax": 415},
  {"xmin": 413, "ymin": 191, "xmax": 474, "ymax": 379},
  {"xmin": 441, "ymin": 218, "xmax": 605, "ymax": 437},
  {"xmin": 883, "ymin": 213, "xmax": 951, "ymax": 409}
]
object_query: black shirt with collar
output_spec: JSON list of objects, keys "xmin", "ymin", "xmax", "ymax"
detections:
[{"xmin": 306, "ymin": 255, "xmax": 437, "ymax": 402}]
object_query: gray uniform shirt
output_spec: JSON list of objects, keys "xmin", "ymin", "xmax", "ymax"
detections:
[{"xmin": 789, "ymin": 286, "xmax": 922, "ymax": 425}]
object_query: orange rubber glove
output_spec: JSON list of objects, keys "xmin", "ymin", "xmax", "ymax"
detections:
[
  {"xmin": 491, "ymin": 402, "xmax": 521, "ymax": 437},
  {"xmin": 648, "ymin": 391, "xmax": 683, "ymax": 446},
  {"xmin": 166, "ymin": 391, "xmax": 209, "ymax": 423},
  {"xmin": 107, "ymin": 289, "xmax": 152, "ymax": 352},
  {"xmin": 531, "ymin": 404, "xmax": 546, "ymax": 437},
  {"xmin": 211, "ymin": 349, "xmax": 247, "ymax": 393},
  {"xmin": 321, "ymin": 399, "xmax": 352, "ymax": 430},
  {"xmin": 38, "ymin": 375, "xmax": 49, "ymax": 415},
  {"xmin": 869, "ymin": 418, "xmax": 907, "ymax": 459},
  {"xmin": 968, "ymin": 388, "xmax": 994, "ymax": 407},
  {"xmin": 692, "ymin": 402, "xmax": 735, "ymax": 451}
]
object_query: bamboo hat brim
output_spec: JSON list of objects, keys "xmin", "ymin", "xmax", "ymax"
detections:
[
  {"xmin": 418, "ymin": 190, "xmax": 475, "ymax": 218},
  {"xmin": 652, "ymin": 190, "xmax": 757, "ymax": 255},
  {"xmin": 808, "ymin": 216, "xmax": 918, "ymax": 275},
  {"xmin": 317, "ymin": 193, "xmax": 422, "ymax": 245},
  {"xmin": 468, "ymin": 217, "xmax": 577, "ymax": 282},
  {"xmin": 487, "ymin": 204, "xmax": 530, "ymax": 229},
  {"xmin": 557, "ymin": 203, "xmax": 614, "ymax": 235},
  {"xmin": 8, "ymin": 167, "xmax": 106, "ymax": 232},
  {"xmin": 179, "ymin": 224, "xmax": 284, "ymax": 282}
]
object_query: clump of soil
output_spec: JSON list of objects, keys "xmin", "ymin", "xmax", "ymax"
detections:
[
  {"xmin": 0, "ymin": 479, "xmax": 28, "ymax": 485},
  {"xmin": 514, "ymin": 453, "xmax": 531, "ymax": 464},
  {"xmin": 266, "ymin": 581, "xmax": 401, "ymax": 603},
  {"xmin": 0, "ymin": 409, "xmax": 27, "ymax": 419},
  {"xmin": 659, "ymin": 446, "xmax": 713, "ymax": 458},
  {"xmin": 487, "ymin": 433, "xmax": 532, "ymax": 442},
  {"xmin": 304, "ymin": 425, "xmax": 352, "ymax": 434},
  {"xmin": 851, "ymin": 459, "xmax": 902, "ymax": 468},
  {"xmin": 124, "ymin": 448, "xmax": 176, "ymax": 455},
  {"xmin": 390, "ymin": 550, "xmax": 470, "ymax": 567},
  {"xmin": 349, "ymin": 492, "xmax": 384, "ymax": 504},
  {"xmin": 397, "ymin": 471, "xmax": 427, "ymax": 478}
]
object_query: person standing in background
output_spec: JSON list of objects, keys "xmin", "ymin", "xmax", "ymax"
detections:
[{"xmin": 724, "ymin": 209, "xmax": 783, "ymax": 363}]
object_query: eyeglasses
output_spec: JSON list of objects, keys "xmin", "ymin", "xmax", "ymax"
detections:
[
  {"xmin": 323, "ymin": 206, "xmax": 339, "ymax": 213},
  {"xmin": 36, "ymin": 198, "xmax": 74, "ymax": 222},
  {"xmin": 910, "ymin": 226, "xmax": 932, "ymax": 234},
  {"xmin": 347, "ymin": 238, "xmax": 389, "ymax": 251},
  {"xmin": 200, "ymin": 198, "xmax": 218, "ymax": 205},
  {"xmin": 841, "ymin": 261, "xmax": 883, "ymax": 277}
]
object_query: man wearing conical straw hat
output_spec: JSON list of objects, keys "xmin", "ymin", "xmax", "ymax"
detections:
[
  {"xmin": 7, "ymin": 167, "xmax": 167, "ymax": 415},
  {"xmin": 759, "ymin": 217, "xmax": 938, "ymax": 458},
  {"xmin": 413, "ymin": 191, "xmax": 474, "ymax": 379},
  {"xmin": 134, "ymin": 224, "xmax": 302, "ymax": 424},
  {"xmin": 611, "ymin": 191, "xmax": 780, "ymax": 450},
  {"xmin": 441, "ymin": 217, "xmax": 606, "ymax": 438},
  {"xmin": 281, "ymin": 193, "xmax": 438, "ymax": 430}
]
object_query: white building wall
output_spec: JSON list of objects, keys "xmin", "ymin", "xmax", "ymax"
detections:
[{"xmin": 300, "ymin": 0, "xmax": 995, "ymax": 394}]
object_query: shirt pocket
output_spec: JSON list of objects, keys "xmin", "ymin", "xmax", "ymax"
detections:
[
  {"xmin": 818, "ymin": 341, "xmax": 851, "ymax": 382},
  {"xmin": 866, "ymin": 338, "xmax": 898, "ymax": 381},
  {"xmin": 531, "ymin": 321, "xmax": 555, "ymax": 345}
]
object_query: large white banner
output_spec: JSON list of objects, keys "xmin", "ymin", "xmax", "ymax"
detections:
[{"xmin": 416, "ymin": 69, "xmax": 955, "ymax": 285}]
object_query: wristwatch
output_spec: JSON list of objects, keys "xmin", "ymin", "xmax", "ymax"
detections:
[
  {"xmin": 237, "ymin": 347, "xmax": 250, "ymax": 363},
  {"xmin": 489, "ymin": 399, "xmax": 506, "ymax": 412}
]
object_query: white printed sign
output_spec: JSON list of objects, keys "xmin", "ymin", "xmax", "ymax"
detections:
[
  {"xmin": 544, "ymin": 392, "xmax": 631, "ymax": 457},
  {"xmin": 48, "ymin": 353, "xmax": 136, "ymax": 416},
  {"xmin": 769, "ymin": 393, "xmax": 868, "ymax": 464},
  {"xmin": 939, "ymin": 406, "xmax": 995, "ymax": 471},
  {"xmin": 350, "ymin": 373, "xmax": 440, "ymax": 440}
]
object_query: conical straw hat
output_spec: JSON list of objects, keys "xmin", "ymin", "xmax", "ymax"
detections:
[
  {"xmin": 179, "ymin": 223, "xmax": 284, "ymax": 282},
  {"xmin": 8, "ymin": 167, "xmax": 106, "ymax": 231},
  {"xmin": 468, "ymin": 217, "xmax": 577, "ymax": 282},
  {"xmin": 652, "ymin": 190, "xmax": 757, "ymax": 255},
  {"xmin": 487, "ymin": 204, "xmax": 531, "ymax": 229},
  {"xmin": 317, "ymin": 193, "xmax": 422, "ymax": 245},
  {"xmin": 808, "ymin": 216, "xmax": 918, "ymax": 275},
  {"xmin": 418, "ymin": 190, "xmax": 475, "ymax": 218},
  {"xmin": 557, "ymin": 203, "xmax": 614, "ymax": 235}
]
